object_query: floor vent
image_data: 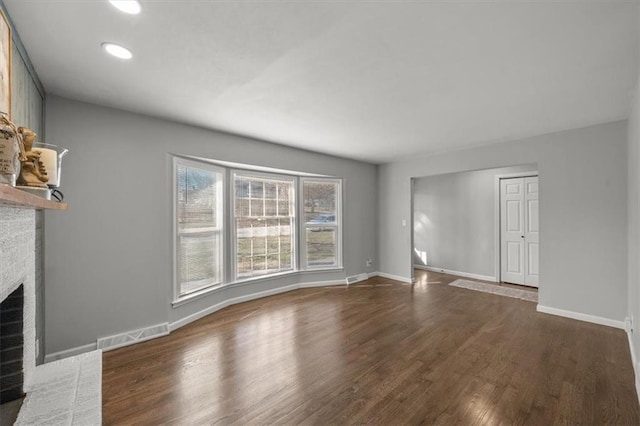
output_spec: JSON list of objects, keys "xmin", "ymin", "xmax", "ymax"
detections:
[
  {"xmin": 346, "ymin": 273, "xmax": 368, "ymax": 285},
  {"xmin": 97, "ymin": 323, "xmax": 169, "ymax": 352}
]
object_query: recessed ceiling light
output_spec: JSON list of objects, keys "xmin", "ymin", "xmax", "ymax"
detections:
[
  {"xmin": 102, "ymin": 42, "xmax": 133, "ymax": 60},
  {"xmin": 109, "ymin": 0, "xmax": 142, "ymax": 15}
]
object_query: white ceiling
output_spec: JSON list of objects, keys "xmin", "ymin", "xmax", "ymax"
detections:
[{"xmin": 4, "ymin": 0, "xmax": 639, "ymax": 163}]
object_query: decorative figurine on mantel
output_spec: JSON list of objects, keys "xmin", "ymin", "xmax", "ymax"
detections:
[
  {"xmin": 0, "ymin": 112, "xmax": 24, "ymax": 186},
  {"xmin": 16, "ymin": 126, "xmax": 49, "ymax": 188}
]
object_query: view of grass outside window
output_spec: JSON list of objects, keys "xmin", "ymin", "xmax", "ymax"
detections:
[
  {"xmin": 176, "ymin": 160, "xmax": 224, "ymax": 296},
  {"xmin": 303, "ymin": 179, "xmax": 340, "ymax": 268},
  {"xmin": 234, "ymin": 173, "xmax": 295, "ymax": 279}
]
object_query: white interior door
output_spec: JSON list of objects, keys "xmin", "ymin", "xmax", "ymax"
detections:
[
  {"xmin": 500, "ymin": 176, "xmax": 539, "ymax": 287},
  {"xmin": 501, "ymin": 179, "xmax": 525, "ymax": 284}
]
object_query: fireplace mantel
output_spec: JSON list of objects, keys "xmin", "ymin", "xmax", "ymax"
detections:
[{"xmin": 0, "ymin": 185, "xmax": 67, "ymax": 210}]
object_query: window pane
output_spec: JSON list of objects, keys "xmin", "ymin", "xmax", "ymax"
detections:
[
  {"xmin": 235, "ymin": 173, "xmax": 295, "ymax": 279},
  {"xmin": 176, "ymin": 162, "xmax": 223, "ymax": 297},
  {"xmin": 178, "ymin": 166, "xmax": 218, "ymax": 230},
  {"xmin": 235, "ymin": 217, "xmax": 294, "ymax": 278},
  {"xmin": 305, "ymin": 228, "xmax": 337, "ymax": 267},
  {"xmin": 303, "ymin": 179, "xmax": 340, "ymax": 269},
  {"xmin": 265, "ymin": 199, "xmax": 277, "ymax": 216},
  {"xmin": 178, "ymin": 232, "xmax": 221, "ymax": 295},
  {"xmin": 236, "ymin": 198, "xmax": 249, "ymax": 217},
  {"xmin": 250, "ymin": 200, "xmax": 263, "ymax": 217},
  {"xmin": 304, "ymin": 181, "xmax": 337, "ymax": 224},
  {"xmin": 250, "ymin": 181, "xmax": 264, "ymax": 198},
  {"xmin": 264, "ymin": 182, "xmax": 277, "ymax": 199},
  {"xmin": 278, "ymin": 201, "xmax": 289, "ymax": 216}
]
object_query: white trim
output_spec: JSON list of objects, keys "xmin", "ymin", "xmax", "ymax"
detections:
[
  {"xmin": 44, "ymin": 342, "xmax": 97, "ymax": 363},
  {"xmin": 414, "ymin": 265, "xmax": 497, "ymax": 282},
  {"xmin": 627, "ymin": 328, "xmax": 640, "ymax": 403},
  {"xmin": 175, "ymin": 153, "xmax": 332, "ymax": 178},
  {"xmin": 43, "ymin": 280, "xmax": 345, "ymax": 362},
  {"xmin": 169, "ymin": 279, "xmax": 344, "ymax": 332},
  {"xmin": 536, "ymin": 305, "xmax": 625, "ymax": 329},
  {"xmin": 626, "ymin": 328, "xmax": 640, "ymax": 406},
  {"xmin": 232, "ymin": 170, "xmax": 298, "ymax": 282},
  {"xmin": 300, "ymin": 177, "xmax": 343, "ymax": 271},
  {"xmin": 171, "ymin": 155, "xmax": 346, "ymax": 307},
  {"xmin": 410, "ymin": 177, "xmax": 416, "ymax": 283},
  {"xmin": 373, "ymin": 271, "xmax": 413, "ymax": 284},
  {"xmin": 172, "ymin": 268, "xmax": 346, "ymax": 307},
  {"xmin": 173, "ymin": 157, "xmax": 226, "ymax": 304}
]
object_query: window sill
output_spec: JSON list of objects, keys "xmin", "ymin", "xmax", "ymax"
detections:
[
  {"xmin": 171, "ymin": 267, "xmax": 344, "ymax": 308},
  {"xmin": 172, "ymin": 283, "xmax": 225, "ymax": 307}
]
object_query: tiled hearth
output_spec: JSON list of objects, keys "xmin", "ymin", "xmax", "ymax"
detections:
[{"xmin": 0, "ymin": 206, "xmax": 102, "ymax": 424}]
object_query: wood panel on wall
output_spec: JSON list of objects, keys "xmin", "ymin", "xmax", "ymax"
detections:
[
  {"xmin": 2, "ymin": 0, "xmax": 47, "ymax": 365},
  {"xmin": 11, "ymin": 41, "xmax": 44, "ymax": 137}
]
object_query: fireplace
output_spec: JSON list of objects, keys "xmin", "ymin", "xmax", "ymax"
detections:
[
  {"xmin": 0, "ymin": 206, "xmax": 36, "ymax": 424},
  {"xmin": 0, "ymin": 205, "xmax": 102, "ymax": 424},
  {"xmin": 0, "ymin": 284, "xmax": 25, "ymax": 404},
  {"xmin": 0, "ymin": 207, "xmax": 36, "ymax": 392}
]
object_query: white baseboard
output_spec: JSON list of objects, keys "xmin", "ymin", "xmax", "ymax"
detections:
[
  {"xmin": 44, "ymin": 323, "xmax": 171, "ymax": 361},
  {"xmin": 536, "ymin": 305, "xmax": 625, "ymax": 329},
  {"xmin": 626, "ymin": 327, "xmax": 640, "ymax": 405},
  {"xmin": 97, "ymin": 323, "xmax": 170, "ymax": 352},
  {"xmin": 169, "ymin": 279, "xmax": 344, "ymax": 332},
  {"xmin": 45, "ymin": 279, "xmax": 345, "ymax": 361},
  {"xmin": 372, "ymin": 271, "xmax": 412, "ymax": 284},
  {"xmin": 44, "ymin": 342, "xmax": 97, "ymax": 363},
  {"xmin": 414, "ymin": 265, "xmax": 497, "ymax": 282}
]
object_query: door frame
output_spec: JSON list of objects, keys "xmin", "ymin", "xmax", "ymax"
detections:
[
  {"xmin": 410, "ymin": 177, "xmax": 416, "ymax": 283},
  {"xmin": 494, "ymin": 171, "xmax": 539, "ymax": 284}
]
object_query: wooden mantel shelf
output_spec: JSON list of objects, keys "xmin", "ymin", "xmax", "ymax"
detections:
[{"xmin": 0, "ymin": 185, "xmax": 67, "ymax": 210}]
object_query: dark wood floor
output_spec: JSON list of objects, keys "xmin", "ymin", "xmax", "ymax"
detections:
[{"xmin": 102, "ymin": 270, "xmax": 639, "ymax": 424}]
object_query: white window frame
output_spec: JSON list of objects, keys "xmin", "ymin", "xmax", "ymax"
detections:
[
  {"xmin": 231, "ymin": 170, "xmax": 298, "ymax": 282},
  {"xmin": 172, "ymin": 156, "xmax": 345, "ymax": 306},
  {"xmin": 300, "ymin": 178, "xmax": 343, "ymax": 270},
  {"xmin": 173, "ymin": 157, "xmax": 225, "ymax": 303}
]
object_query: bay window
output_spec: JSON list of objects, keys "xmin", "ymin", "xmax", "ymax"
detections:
[{"xmin": 173, "ymin": 156, "xmax": 342, "ymax": 303}]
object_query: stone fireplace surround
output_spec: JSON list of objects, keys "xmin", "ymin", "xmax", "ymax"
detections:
[
  {"xmin": 0, "ymin": 208, "xmax": 37, "ymax": 390},
  {"xmin": 1, "ymin": 206, "xmax": 102, "ymax": 424}
]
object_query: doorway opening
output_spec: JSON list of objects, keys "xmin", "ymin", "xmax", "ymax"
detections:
[{"xmin": 411, "ymin": 164, "xmax": 539, "ymax": 290}]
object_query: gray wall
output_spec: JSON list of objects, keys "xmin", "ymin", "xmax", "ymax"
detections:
[
  {"xmin": 2, "ymin": 0, "xmax": 46, "ymax": 364},
  {"xmin": 44, "ymin": 95, "xmax": 378, "ymax": 355},
  {"xmin": 627, "ymin": 27, "xmax": 640, "ymax": 376},
  {"xmin": 379, "ymin": 121, "xmax": 628, "ymax": 322},
  {"xmin": 413, "ymin": 164, "xmax": 537, "ymax": 278}
]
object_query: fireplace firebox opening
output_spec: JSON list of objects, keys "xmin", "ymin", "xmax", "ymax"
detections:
[{"xmin": 0, "ymin": 284, "xmax": 25, "ymax": 404}]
